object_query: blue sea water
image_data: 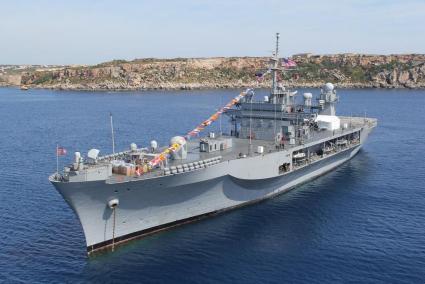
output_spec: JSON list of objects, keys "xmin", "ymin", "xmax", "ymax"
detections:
[{"xmin": 0, "ymin": 87, "xmax": 424, "ymax": 283}]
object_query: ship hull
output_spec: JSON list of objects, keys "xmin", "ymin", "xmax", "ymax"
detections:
[{"xmin": 52, "ymin": 130, "xmax": 370, "ymax": 254}]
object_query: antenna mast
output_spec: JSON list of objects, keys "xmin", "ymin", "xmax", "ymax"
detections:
[
  {"xmin": 249, "ymin": 97, "xmax": 253, "ymax": 155},
  {"xmin": 272, "ymin": 33, "xmax": 280, "ymax": 144},
  {"xmin": 276, "ymin": 32, "xmax": 279, "ymax": 59},
  {"xmin": 272, "ymin": 32, "xmax": 280, "ymax": 95}
]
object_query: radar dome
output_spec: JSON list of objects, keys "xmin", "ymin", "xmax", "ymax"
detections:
[
  {"xmin": 150, "ymin": 140, "xmax": 158, "ymax": 151},
  {"xmin": 170, "ymin": 136, "xmax": 187, "ymax": 160},
  {"xmin": 130, "ymin": 143, "xmax": 137, "ymax": 151},
  {"xmin": 324, "ymin": 82, "xmax": 334, "ymax": 92},
  {"xmin": 170, "ymin": 136, "xmax": 186, "ymax": 146},
  {"xmin": 303, "ymin": 92, "xmax": 313, "ymax": 99}
]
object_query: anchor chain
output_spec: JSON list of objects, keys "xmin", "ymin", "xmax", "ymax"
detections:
[
  {"xmin": 108, "ymin": 198, "xmax": 119, "ymax": 252},
  {"xmin": 112, "ymin": 206, "xmax": 116, "ymax": 252}
]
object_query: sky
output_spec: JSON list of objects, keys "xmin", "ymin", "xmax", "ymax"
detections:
[{"xmin": 1, "ymin": 0, "xmax": 424, "ymax": 65}]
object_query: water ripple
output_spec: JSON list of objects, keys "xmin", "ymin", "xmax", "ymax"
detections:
[{"xmin": 1, "ymin": 87, "xmax": 425, "ymax": 283}]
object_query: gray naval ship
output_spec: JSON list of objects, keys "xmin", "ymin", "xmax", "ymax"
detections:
[{"xmin": 50, "ymin": 34, "xmax": 377, "ymax": 255}]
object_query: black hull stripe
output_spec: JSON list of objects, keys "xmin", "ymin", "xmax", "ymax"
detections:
[{"xmin": 88, "ymin": 207, "xmax": 224, "ymax": 255}]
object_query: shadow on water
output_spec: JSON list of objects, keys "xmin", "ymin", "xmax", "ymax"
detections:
[{"xmin": 3, "ymin": 87, "xmax": 425, "ymax": 283}]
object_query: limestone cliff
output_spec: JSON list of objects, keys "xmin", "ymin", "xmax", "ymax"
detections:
[
  {"xmin": 291, "ymin": 53, "xmax": 425, "ymax": 89},
  {"xmin": 18, "ymin": 54, "xmax": 425, "ymax": 90}
]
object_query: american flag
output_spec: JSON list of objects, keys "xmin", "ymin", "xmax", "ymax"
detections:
[
  {"xmin": 282, "ymin": 58, "xmax": 297, "ymax": 68},
  {"xmin": 57, "ymin": 146, "xmax": 67, "ymax": 156}
]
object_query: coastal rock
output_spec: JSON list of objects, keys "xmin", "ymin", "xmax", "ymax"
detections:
[
  {"xmin": 17, "ymin": 54, "xmax": 425, "ymax": 90},
  {"xmin": 398, "ymin": 70, "xmax": 410, "ymax": 84}
]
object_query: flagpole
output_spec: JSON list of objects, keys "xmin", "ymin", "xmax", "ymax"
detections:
[
  {"xmin": 219, "ymin": 95, "xmax": 222, "ymax": 135},
  {"xmin": 110, "ymin": 112, "xmax": 115, "ymax": 155}
]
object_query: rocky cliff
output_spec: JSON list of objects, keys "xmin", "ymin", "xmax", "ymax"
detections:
[
  {"xmin": 19, "ymin": 54, "xmax": 425, "ymax": 90},
  {"xmin": 292, "ymin": 53, "xmax": 425, "ymax": 89}
]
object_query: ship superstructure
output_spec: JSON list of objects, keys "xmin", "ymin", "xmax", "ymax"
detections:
[{"xmin": 50, "ymin": 34, "xmax": 377, "ymax": 255}]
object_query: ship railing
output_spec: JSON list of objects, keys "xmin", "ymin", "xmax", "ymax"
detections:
[
  {"xmin": 50, "ymin": 172, "xmax": 68, "ymax": 182},
  {"xmin": 97, "ymin": 150, "xmax": 132, "ymax": 162},
  {"xmin": 292, "ymin": 137, "xmax": 360, "ymax": 170}
]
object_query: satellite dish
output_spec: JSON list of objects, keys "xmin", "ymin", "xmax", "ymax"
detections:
[{"xmin": 87, "ymin": 149, "xmax": 100, "ymax": 160}]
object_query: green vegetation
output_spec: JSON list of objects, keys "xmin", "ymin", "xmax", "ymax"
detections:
[
  {"xmin": 95, "ymin": 59, "xmax": 129, "ymax": 68},
  {"xmin": 32, "ymin": 72, "xmax": 54, "ymax": 84},
  {"xmin": 343, "ymin": 66, "xmax": 367, "ymax": 82}
]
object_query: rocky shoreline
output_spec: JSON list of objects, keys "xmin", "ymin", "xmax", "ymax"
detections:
[
  {"xmin": 19, "ymin": 80, "xmax": 425, "ymax": 91},
  {"xmin": 3, "ymin": 54, "xmax": 425, "ymax": 91}
]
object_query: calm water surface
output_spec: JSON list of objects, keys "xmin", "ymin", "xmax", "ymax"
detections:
[{"xmin": 0, "ymin": 87, "xmax": 424, "ymax": 283}]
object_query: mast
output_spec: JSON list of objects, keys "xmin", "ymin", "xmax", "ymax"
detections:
[
  {"xmin": 271, "ymin": 32, "xmax": 279, "ymax": 96},
  {"xmin": 272, "ymin": 33, "xmax": 280, "ymax": 143},
  {"xmin": 249, "ymin": 96, "xmax": 253, "ymax": 155}
]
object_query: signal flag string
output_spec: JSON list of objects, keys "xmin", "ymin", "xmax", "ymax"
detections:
[{"xmin": 148, "ymin": 89, "xmax": 253, "ymax": 169}]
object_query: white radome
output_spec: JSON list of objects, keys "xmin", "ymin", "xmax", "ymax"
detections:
[
  {"xmin": 323, "ymin": 83, "xmax": 335, "ymax": 92},
  {"xmin": 303, "ymin": 92, "xmax": 313, "ymax": 99},
  {"xmin": 130, "ymin": 143, "xmax": 137, "ymax": 151},
  {"xmin": 150, "ymin": 140, "xmax": 158, "ymax": 151},
  {"xmin": 324, "ymin": 82, "xmax": 334, "ymax": 92},
  {"xmin": 170, "ymin": 136, "xmax": 187, "ymax": 160},
  {"xmin": 170, "ymin": 136, "xmax": 186, "ymax": 146}
]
